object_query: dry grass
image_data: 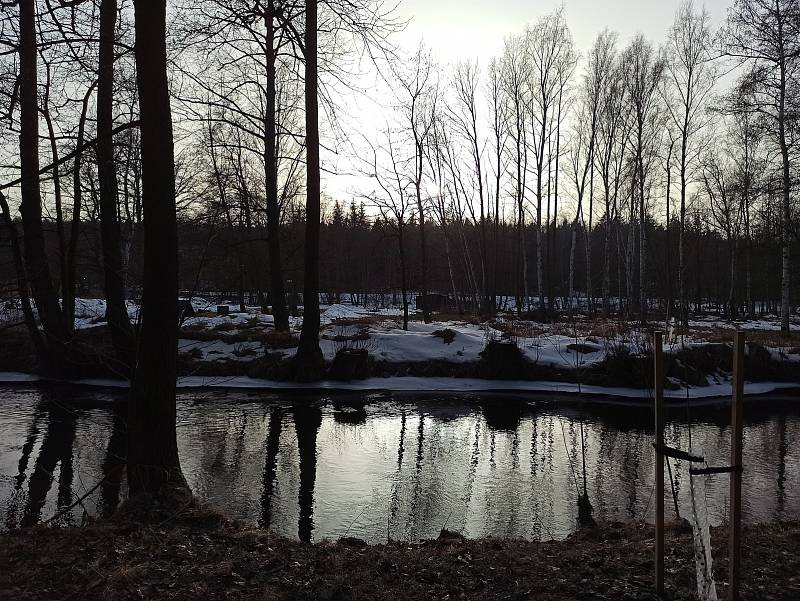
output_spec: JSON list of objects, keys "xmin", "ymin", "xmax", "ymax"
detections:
[
  {"xmin": 1, "ymin": 519, "xmax": 797, "ymax": 601},
  {"xmin": 695, "ymin": 327, "xmax": 800, "ymax": 348},
  {"xmin": 329, "ymin": 314, "xmax": 392, "ymax": 328}
]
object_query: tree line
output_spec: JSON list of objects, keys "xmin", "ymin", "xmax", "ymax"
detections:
[{"xmin": 358, "ymin": 1, "xmax": 799, "ymax": 333}]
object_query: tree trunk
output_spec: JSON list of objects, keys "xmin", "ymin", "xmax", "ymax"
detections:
[
  {"xmin": 127, "ymin": 0, "xmax": 189, "ymax": 499},
  {"xmin": 99, "ymin": 0, "xmax": 135, "ymax": 371},
  {"xmin": 43, "ymin": 106, "xmax": 68, "ymax": 332},
  {"xmin": 398, "ymin": 224, "xmax": 409, "ymax": 331},
  {"xmin": 638, "ymin": 144, "xmax": 647, "ymax": 325},
  {"xmin": 64, "ymin": 92, "xmax": 92, "ymax": 335},
  {"xmin": 603, "ymin": 183, "xmax": 611, "ymax": 316},
  {"xmin": 264, "ymin": 0, "xmax": 290, "ymax": 332},
  {"xmin": 295, "ymin": 0, "xmax": 324, "ymax": 381},
  {"xmin": 0, "ymin": 191, "xmax": 46, "ymax": 360},
  {"xmin": 729, "ymin": 235, "xmax": 737, "ymax": 320},
  {"xmin": 779, "ymin": 63, "xmax": 791, "ymax": 336},
  {"xmin": 19, "ymin": 0, "xmax": 69, "ymax": 356}
]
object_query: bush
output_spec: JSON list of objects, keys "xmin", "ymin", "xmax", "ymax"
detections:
[
  {"xmin": 329, "ymin": 348, "xmax": 371, "ymax": 381},
  {"xmin": 264, "ymin": 330, "xmax": 299, "ymax": 349},
  {"xmin": 477, "ymin": 339, "xmax": 529, "ymax": 379},
  {"xmin": 432, "ymin": 328, "xmax": 457, "ymax": 344}
]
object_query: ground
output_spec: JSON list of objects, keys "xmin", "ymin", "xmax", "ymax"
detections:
[{"xmin": 0, "ymin": 516, "xmax": 797, "ymax": 600}]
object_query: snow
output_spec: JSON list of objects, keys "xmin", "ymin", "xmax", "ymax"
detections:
[
  {"xmin": 319, "ymin": 321, "xmax": 489, "ymax": 363},
  {"xmin": 689, "ymin": 315, "xmax": 800, "ymax": 332},
  {"xmin": 178, "ymin": 339, "xmax": 263, "ymax": 361},
  {"xmin": 0, "ymin": 372, "xmax": 39, "ymax": 383},
  {"xmin": 322, "ymin": 303, "xmax": 371, "ymax": 321},
  {"xmin": 1, "ymin": 296, "xmax": 797, "ymax": 395}
]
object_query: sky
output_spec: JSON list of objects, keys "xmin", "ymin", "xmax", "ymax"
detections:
[
  {"xmin": 393, "ymin": 0, "xmax": 731, "ymax": 62},
  {"xmin": 322, "ymin": 0, "xmax": 735, "ymax": 206}
]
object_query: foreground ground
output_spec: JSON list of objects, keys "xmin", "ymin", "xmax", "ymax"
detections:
[{"xmin": 1, "ymin": 517, "xmax": 797, "ymax": 600}]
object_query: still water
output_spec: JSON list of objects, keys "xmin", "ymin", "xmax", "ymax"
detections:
[{"xmin": 1, "ymin": 384, "xmax": 798, "ymax": 541}]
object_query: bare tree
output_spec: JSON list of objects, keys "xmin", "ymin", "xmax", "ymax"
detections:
[
  {"xmin": 500, "ymin": 34, "xmax": 529, "ymax": 314},
  {"xmin": 664, "ymin": 0, "xmax": 719, "ymax": 327},
  {"xmin": 486, "ymin": 57, "xmax": 508, "ymax": 315},
  {"xmin": 360, "ymin": 127, "xmax": 412, "ymax": 329},
  {"xmin": 596, "ymin": 43, "xmax": 629, "ymax": 315},
  {"xmin": 624, "ymin": 34, "xmax": 664, "ymax": 323},
  {"xmin": 296, "ymin": 0, "xmax": 325, "ymax": 381},
  {"xmin": 18, "ymin": 0, "xmax": 70, "ymax": 363},
  {"xmin": 527, "ymin": 9, "xmax": 574, "ymax": 311},
  {"xmin": 127, "ymin": 0, "xmax": 190, "ymax": 499},
  {"xmin": 724, "ymin": 0, "xmax": 800, "ymax": 335},
  {"xmin": 397, "ymin": 45, "xmax": 437, "ymax": 322},
  {"xmin": 450, "ymin": 59, "xmax": 489, "ymax": 315},
  {"xmin": 98, "ymin": 0, "xmax": 135, "ymax": 369}
]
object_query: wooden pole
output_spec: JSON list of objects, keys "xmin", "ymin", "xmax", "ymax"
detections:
[
  {"xmin": 729, "ymin": 331, "xmax": 745, "ymax": 601},
  {"xmin": 654, "ymin": 330, "xmax": 664, "ymax": 596}
]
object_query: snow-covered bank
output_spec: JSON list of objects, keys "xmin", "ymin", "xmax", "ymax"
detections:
[{"xmin": 1, "ymin": 371, "xmax": 797, "ymax": 401}]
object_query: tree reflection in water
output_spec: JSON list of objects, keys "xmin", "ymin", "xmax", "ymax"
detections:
[{"xmin": 293, "ymin": 402, "xmax": 322, "ymax": 542}]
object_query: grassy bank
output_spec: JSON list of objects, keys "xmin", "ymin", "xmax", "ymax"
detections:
[{"xmin": 1, "ymin": 517, "xmax": 797, "ymax": 600}]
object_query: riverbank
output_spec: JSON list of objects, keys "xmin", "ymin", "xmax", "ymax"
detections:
[
  {"xmin": 1, "ymin": 515, "xmax": 797, "ymax": 600},
  {"xmin": 2, "ymin": 370, "xmax": 799, "ymax": 402},
  {"xmin": 1, "ymin": 302, "xmax": 798, "ymax": 400}
]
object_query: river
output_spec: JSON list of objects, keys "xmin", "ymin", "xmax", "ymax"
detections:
[{"xmin": 1, "ymin": 384, "xmax": 797, "ymax": 542}]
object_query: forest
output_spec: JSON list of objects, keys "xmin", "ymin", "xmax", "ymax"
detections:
[{"xmin": 0, "ymin": 0, "xmax": 798, "ymax": 349}]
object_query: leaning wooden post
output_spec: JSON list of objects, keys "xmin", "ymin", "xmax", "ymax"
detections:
[
  {"xmin": 729, "ymin": 331, "xmax": 745, "ymax": 601},
  {"xmin": 654, "ymin": 330, "xmax": 665, "ymax": 596}
]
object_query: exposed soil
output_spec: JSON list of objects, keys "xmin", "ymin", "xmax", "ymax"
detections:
[{"xmin": 1, "ymin": 517, "xmax": 797, "ymax": 600}]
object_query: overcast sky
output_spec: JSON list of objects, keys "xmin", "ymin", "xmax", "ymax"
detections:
[
  {"xmin": 394, "ymin": 0, "xmax": 731, "ymax": 62},
  {"xmin": 323, "ymin": 0, "xmax": 734, "ymax": 206}
]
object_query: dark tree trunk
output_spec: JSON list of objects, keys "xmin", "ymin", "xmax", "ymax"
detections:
[
  {"xmin": 0, "ymin": 192, "xmax": 46, "ymax": 360},
  {"xmin": 42, "ymin": 106, "xmax": 68, "ymax": 332},
  {"xmin": 98, "ymin": 0, "xmax": 135, "ymax": 371},
  {"xmin": 264, "ymin": 0, "xmax": 290, "ymax": 332},
  {"xmin": 19, "ymin": 1, "xmax": 69, "ymax": 356},
  {"xmin": 295, "ymin": 0, "xmax": 324, "ymax": 381},
  {"xmin": 127, "ymin": 0, "xmax": 189, "ymax": 499},
  {"xmin": 64, "ymin": 91, "xmax": 92, "ymax": 331}
]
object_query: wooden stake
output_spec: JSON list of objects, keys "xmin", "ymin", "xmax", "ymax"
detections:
[
  {"xmin": 729, "ymin": 331, "xmax": 745, "ymax": 601},
  {"xmin": 654, "ymin": 330, "xmax": 664, "ymax": 597}
]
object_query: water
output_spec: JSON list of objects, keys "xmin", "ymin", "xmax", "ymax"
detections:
[{"xmin": 1, "ymin": 384, "xmax": 798, "ymax": 542}]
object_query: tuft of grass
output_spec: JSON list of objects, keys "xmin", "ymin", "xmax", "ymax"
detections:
[{"xmin": 263, "ymin": 330, "xmax": 299, "ymax": 349}]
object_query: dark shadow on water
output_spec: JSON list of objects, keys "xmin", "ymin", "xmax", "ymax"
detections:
[
  {"xmin": 4, "ymin": 403, "xmax": 43, "ymax": 528},
  {"xmin": 99, "ymin": 400, "xmax": 127, "ymax": 517},
  {"xmin": 481, "ymin": 399, "xmax": 526, "ymax": 432},
  {"xmin": 259, "ymin": 405, "xmax": 283, "ymax": 529},
  {"xmin": 293, "ymin": 402, "xmax": 322, "ymax": 542},
  {"xmin": 332, "ymin": 399, "xmax": 367, "ymax": 425},
  {"xmin": 20, "ymin": 393, "xmax": 78, "ymax": 527}
]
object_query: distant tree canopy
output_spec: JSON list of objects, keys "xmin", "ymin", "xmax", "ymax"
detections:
[{"xmin": 0, "ymin": 0, "xmax": 798, "ymax": 338}]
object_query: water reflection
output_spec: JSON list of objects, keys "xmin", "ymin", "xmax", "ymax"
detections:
[
  {"xmin": 1, "ymin": 386, "xmax": 799, "ymax": 543},
  {"xmin": 259, "ymin": 406, "xmax": 283, "ymax": 529},
  {"xmin": 20, "ymin": 393, "xmax": 78, "ymax": 526},
  {"xmin": 99, "ymin": 402, "xmax": 126, "ymax": 516},
  {"xmin": 293, "ymin": 402, "xmax": 322, "ymax": 542}
]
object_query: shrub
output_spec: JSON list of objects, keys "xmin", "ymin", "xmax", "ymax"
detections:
[
  {"xmin": 432, "ymin": 328, "xmax": 457, "ymax": 344},
  {"xmin": 477, "ymin": 339, "xmax": 529, "ymax": 379}
]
